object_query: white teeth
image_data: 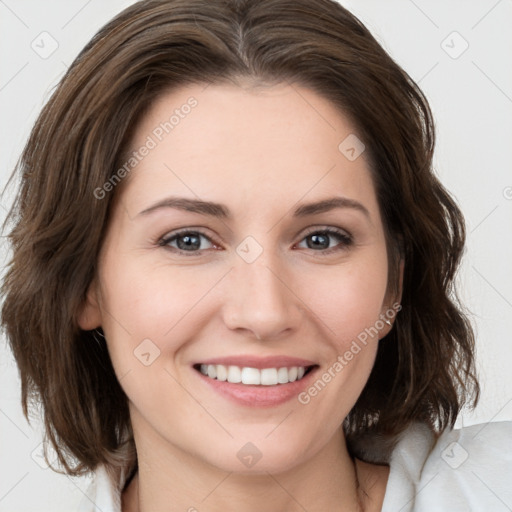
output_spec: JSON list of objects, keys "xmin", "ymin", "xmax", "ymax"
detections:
[
  {"xmin": 216, "ymin": 364, "xmax": 228, "ymax": 382},
  {"xmin": 227, "ymin": 365, "xmax": 242, "ymax": 383},
  {"xmin": 261, "ymin": 368, "xmax": 278, "ymax": 386},
  {"xmin": 207, "ymin": 364, "xmax": 217, "ymax": 379},
  {"xmin": 277, "ymin": 367, "xmax": 289, "ymax": 384},
  {"xmin": 241, "ymin": 367, "xmax": 260, "ymax": 385},
  {"xmin": 198, "ymin": 364, "xmax": 310, "ymax": 385}
]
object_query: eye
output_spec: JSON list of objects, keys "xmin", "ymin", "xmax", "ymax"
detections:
[
  {"xmin": 158, "ymin": 227, "xmax": 352, "ymax": 255},
  {"xmin": 159, "ymin": 230, "xmax": 216, "ymax": 253},
  {"xmin": 296, "ymin": 228, "xmax": 353, "ymax": 253}
]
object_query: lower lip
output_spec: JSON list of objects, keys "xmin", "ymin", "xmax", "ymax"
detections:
[{"xmin": 195, "ymin": 367, "xmax": 318, "ymax": 407}]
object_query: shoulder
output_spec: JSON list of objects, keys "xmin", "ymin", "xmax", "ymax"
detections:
[
  {"xmin": 78, "ymin": 421, "xmax": 512, "ymax": 512},
  {"xmin": 382, "ymin": 420, "xmax": 512, "ymax": 512},
  {"xmin": 78, "ymin": 464, "xmax": 123, "ymax": 512}
]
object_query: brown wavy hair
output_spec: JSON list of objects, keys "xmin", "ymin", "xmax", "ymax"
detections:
[{"xmin": 1, "ymin": 0, "xmax": 479, "ymax": 477}]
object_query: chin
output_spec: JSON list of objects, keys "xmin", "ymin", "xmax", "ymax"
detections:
[{"xmin": 192, "ymin": 430, "xmax": 321, "ymax": 476}]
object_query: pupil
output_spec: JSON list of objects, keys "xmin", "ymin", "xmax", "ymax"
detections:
[
  {"xmin": 308, "ymin": 233, "xmax": 329, "ymax": 249},
  {"xmin": 177, "ymin": 233, "xmax": 200, "ymax": 251}
]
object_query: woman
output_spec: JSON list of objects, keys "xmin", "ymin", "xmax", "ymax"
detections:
[{"xmin": 2, "ymin": 0, "xmax": 510, "ymax": 511}]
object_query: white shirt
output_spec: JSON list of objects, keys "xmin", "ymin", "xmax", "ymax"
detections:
[{"xmin": 79, "ymin": 420, "xmax": 512, "ymax": 511}]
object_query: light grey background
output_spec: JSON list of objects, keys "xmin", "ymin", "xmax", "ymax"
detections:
[{"xmin": 1, "ymin": 1, "xmax": 511, "ymax": 510}]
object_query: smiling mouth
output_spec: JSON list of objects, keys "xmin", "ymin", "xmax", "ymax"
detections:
[{"xmin": 194, "ymin": 364, "xmax": 316, "ymax": 385}]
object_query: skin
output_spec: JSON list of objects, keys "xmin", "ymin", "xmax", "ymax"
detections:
[{"xmin": 79, "ymin": 81, "xmax": 401, "ymax": 512}]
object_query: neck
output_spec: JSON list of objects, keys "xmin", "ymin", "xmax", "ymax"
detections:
[{"xmin": 123, "ymin": 424, "xmax": 368, "ymax": 512}]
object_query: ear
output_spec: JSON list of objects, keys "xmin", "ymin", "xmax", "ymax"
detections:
[
  {"xmin": 77, "ymin": 278, "xmax": 103, "ymax": 330},
  {"xmin": 379, "ymin": 258, "xmax": 404, "ymax": 338},
  {"xmin": 395, "ymin": 258, "xmax": 404, "ymax": 305}
]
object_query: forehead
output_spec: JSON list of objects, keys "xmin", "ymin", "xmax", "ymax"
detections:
[{"xmin": 118, "ymin": 82, "xmax": 379, "ymax": 220}]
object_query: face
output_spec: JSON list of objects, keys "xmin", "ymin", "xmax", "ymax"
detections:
[{"xmin": 79, "ymin": 81, "xmax": 399, "ymax": 474}]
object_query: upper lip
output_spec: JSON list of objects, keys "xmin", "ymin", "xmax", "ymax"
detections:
[{"xmin": 195, "ymin": 355, "xmax": 317, "ymax": 369}]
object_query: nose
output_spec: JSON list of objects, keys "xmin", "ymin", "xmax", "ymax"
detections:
[{"xmin": 221, "ymin": 253, "xmax": 303, "ymax": 341}]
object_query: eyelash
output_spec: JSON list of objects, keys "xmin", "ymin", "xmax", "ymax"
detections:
[{"xmin": 158, "ymin": 227, "xmax": 353, "ymax": 256}]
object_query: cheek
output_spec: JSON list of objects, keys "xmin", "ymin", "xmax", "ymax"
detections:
[
  {"xmin": 95, "ymin": 239, "xmax": 389, "ymax": 471},
  {"xmin": 298, "ymin": 254, "xmax": 389, "ymax": 346},
  {"xmin": 100, "ymin": 246, "xmax": 388, "ymax": 366},
  {"xmin": 292, "ymin": 259, "xmax": 388, "ymax": 424},
  {"xmin": 98, "ymin": 257, "xmax": 225, "ymax": 362},
  {"xmin": 97, "ymin": 260, "xmax": 223, "ymax": 417}
]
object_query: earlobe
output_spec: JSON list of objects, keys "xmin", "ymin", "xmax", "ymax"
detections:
[{"xmin": 76, "ymin": 279, "xmax": 102, "ymax": 330}]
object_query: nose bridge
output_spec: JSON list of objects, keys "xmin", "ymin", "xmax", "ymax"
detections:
[{"xmin": 222, "ymin": 243, "xmax": 302, "ymax": 339}]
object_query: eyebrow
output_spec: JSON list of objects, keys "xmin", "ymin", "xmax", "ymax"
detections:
[{"xmin": 138, "ymin": 196, "xmax": 370, "ymax": 220}]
